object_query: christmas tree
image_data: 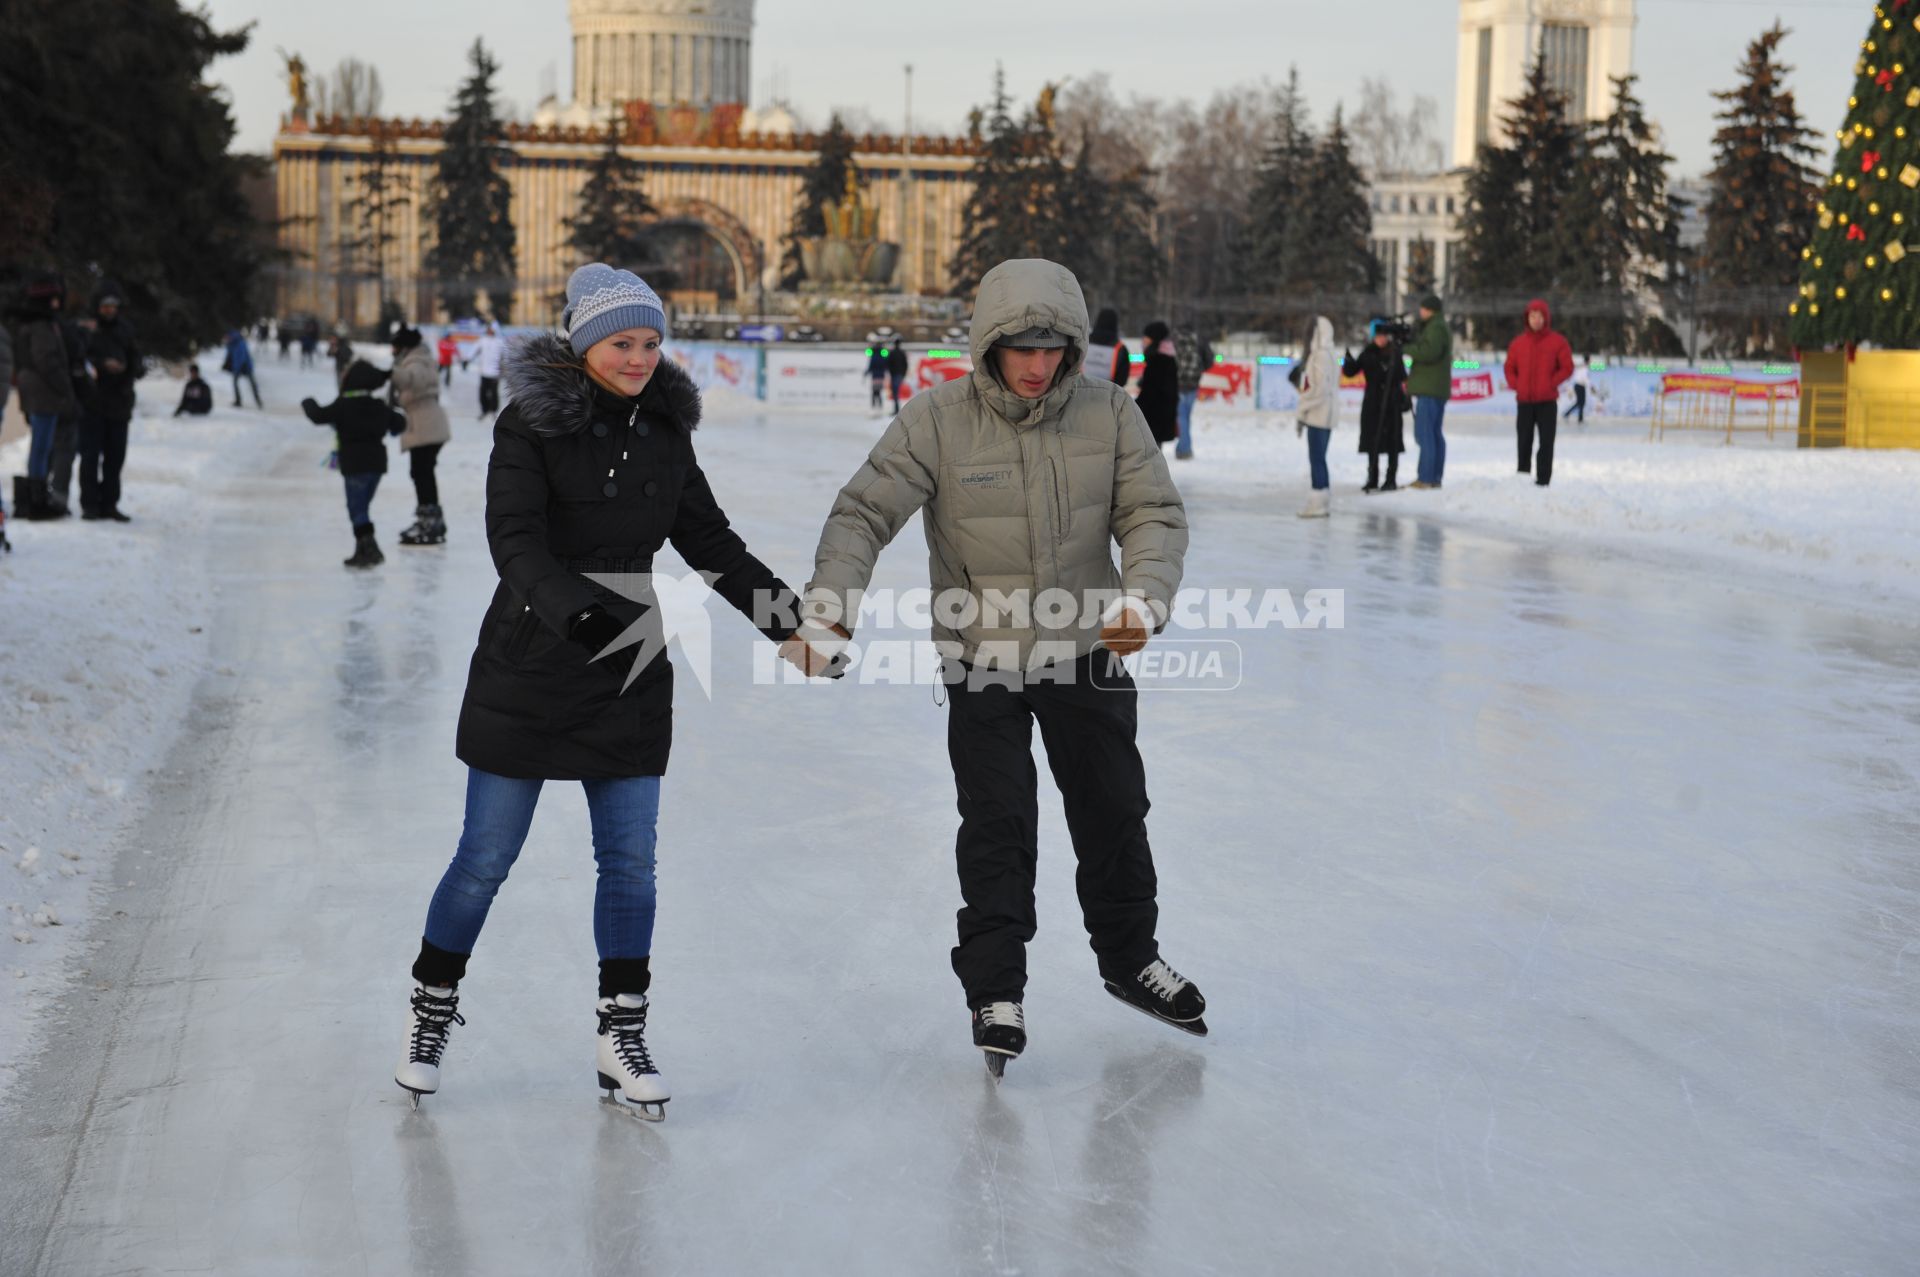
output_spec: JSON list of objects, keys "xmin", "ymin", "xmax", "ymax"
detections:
[{"xmin": 1793, "ymin": 3, "xmax": 1920, "ymax": 349}]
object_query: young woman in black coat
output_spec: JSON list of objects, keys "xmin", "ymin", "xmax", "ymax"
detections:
[
  {"xmin": 1136, "ymin": 320, "xmax": 1180, "ymax": 446},
  {"xmin": 1343, "ymin": 320, "xmax": 1409, "ymax": 493},
  {"xmin": 395, "ymin": 265, "xmax": 806, "ymax": 1121}
]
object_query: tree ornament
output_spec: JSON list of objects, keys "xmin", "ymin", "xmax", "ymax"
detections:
[
  {"xmin": 1888, "ymin": 240, "xmax": 1908, "ymax": 262},
  {"xmin": 1864, "ymin": 150, "xmax": 1883, "ymax": 171},
  {"xmin": 1903, "ymin": 164, "xmax": 1920, "ymax": 187}
]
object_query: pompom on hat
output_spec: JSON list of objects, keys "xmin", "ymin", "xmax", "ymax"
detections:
[{"xmin": 562, "ymin": 263, "xmax": 667, "ymax": 356}]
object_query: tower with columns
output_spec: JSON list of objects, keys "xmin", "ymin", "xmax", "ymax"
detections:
[
  {"xmin": 1453, "ymin": 0, "xmax": 1635, "ymax": 164},
  {"xmin": 569, "ymin": 0, "xmax": 754, "ymax": 110}
]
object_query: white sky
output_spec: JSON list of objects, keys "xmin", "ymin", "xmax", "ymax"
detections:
[{"xmin": 201, "ymin": 0, "xmax": 1862, "ymax": 178}]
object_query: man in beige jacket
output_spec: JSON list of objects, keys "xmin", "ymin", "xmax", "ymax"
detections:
[{"xmin": 785, "ymin": 259, "xmax": 1207, "ymax": 1076}]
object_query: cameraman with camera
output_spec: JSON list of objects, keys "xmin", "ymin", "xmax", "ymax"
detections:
[
  {"xmin": 1343, "ymin": 317, "xmax": 1411, "ymax": 493},
  {"xmin": 1406, "ymin": 295, "xmax": 1452, "ymax": 489}
]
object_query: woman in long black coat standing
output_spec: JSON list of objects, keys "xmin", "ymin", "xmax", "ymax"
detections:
[
  {"xmin": 394, "ymin": 264, "xmax": 804, "ymax": 1121},
  {"xmin": 1343, "ymin": 320, "xmax": 1409, "ymax": 493},
  {"xmin": 1136, "ymin": 320, "xmax": 1181, "ymax": 448}
]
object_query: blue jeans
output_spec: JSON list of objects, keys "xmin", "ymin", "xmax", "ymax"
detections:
[
  {"xmin": 423, "ymin": 768, "xmax": 662, "ymax": 960},
  {"xmin": 342, "ymin": 471, "xmax": 380, "ymax": 529},
  {"xmin": 1413, "ymin": 397, "xmax": 1447, "ymax": 486},
  {"xmin": 1305, "ymin": 426, "xmax": 1330, "ymax": 490},
  {"xmin": 27, "ymin": 413, "xmax": 60, "ymax": 480},
  {"xmin": 1175, "ymin": 390, "xmax": 1198, "ymax": 457}
]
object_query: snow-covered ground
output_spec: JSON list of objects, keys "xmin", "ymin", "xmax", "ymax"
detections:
[{"xmin": 2, "ymin": 367, "xmax": 1917, "ymax": 1273}]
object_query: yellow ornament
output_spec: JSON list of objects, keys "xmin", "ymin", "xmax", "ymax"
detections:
[
  {"xmin": 1837, "ymin": 287, "xmax": 1848, "ymax": 299},
  {"xmin": 1791, "ymin": 302, "xmax": 1801, "ymax": 315},
  {"xmin": 1888, "ymin": 241, "xmax": 1907, "ymax": 262},
  {"xmin": 1880, "ymin": 167, "xmax": 1891, "ymax": 179},
  {"xmin": 1841, "ymin": 213, "xmax": 1851, "ymax": 224},
  {"xmin": 1898, "ymin": 212, "xmax": 1908, "ymax": 225},
  {"xmin": 1871, "ymin": 203, "xmax": 1881, "ymax": 215},
  {"xmin": 1821, "ymin": 209, "xmax": 1836, "ymax": 229},
  {"xmin": 1903, "ymin": 164, "xmax": 1920, "ymax": 188},
  {"xmin": 1811, "ymin": 304, "xmax": 1821, "ymax": 315},
  {"xmin": 1865, "ymin": 126, "xmax": 1876, "ymax": 139},
  {"xmin": 1884, "ymin": 289, "xmax": 1896, "ymax": 301},
  {"xmin": 1868, "ymin": 256, "xmax": 1879, "ymax": 268}
]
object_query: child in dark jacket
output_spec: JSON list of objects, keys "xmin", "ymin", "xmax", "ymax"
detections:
[{"xmin": 301, "ymin": 358, "xmax": 404, "ymax": 568}]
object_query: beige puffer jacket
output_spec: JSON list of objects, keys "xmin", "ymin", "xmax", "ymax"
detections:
[
  {"xmin": 392, "ymin": 345, "xmax": 452, "ymax": 450},
  {"xmin": 804, "ymin": 259, "xmax": 1188, "ymax": 668}
]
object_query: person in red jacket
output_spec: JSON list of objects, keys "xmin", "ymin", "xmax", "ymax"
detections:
[
  {"xmin": 1503, "ymin": 299, "xmax": 1573, "ymax": 486},
  {"xmin": 435, "ymin": 332, "xmax": 458, "ymax": 387}
]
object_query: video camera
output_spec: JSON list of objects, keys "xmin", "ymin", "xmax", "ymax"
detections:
[{"xmin": 1370, "ymin": 316, "xmax": 1415, "ymax": 345}]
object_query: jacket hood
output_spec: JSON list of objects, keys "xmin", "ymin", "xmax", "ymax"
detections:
[
  {"xmin": 1310, "ymin": 315, "xmax": 1334, "ymax": 354},
  {"xmin": 340, "ymin": 359, "xmax": 390, "ymax": 393},
  {"xmin": 968, "ymin": 259, "xmax": 1089, "ymax": 427},
  {"xmin": 1525, "ymin": 299, "xmax": 1553, "ymax": 330},
  {"xmin": 503, "ymin": 332, "xmax": 700, "ymax": 436},
  {"xmin": 1088, "ymin": 307, "xmax": 1121, "ymax": 347}
]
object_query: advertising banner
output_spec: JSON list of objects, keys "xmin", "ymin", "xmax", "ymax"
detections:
[{"xmin": 764, "ymin": 347, "xmax": 875, "ymax": 407}]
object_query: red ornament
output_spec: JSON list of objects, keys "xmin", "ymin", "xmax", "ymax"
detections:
[
  {"xmin": 1849, "ymin": 225, "xmax": 1869, "ymax": 242},
  {"xmin": 1879, "ymin": 70, "xmax": 1897, "ymax": 91},
  {"xmin": 1864, "ymin": 150, "xmax": 1882, "ymax": 173}
]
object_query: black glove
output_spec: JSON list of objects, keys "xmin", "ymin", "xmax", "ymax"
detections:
[{"xmin": 568, "ymin": 605, "xmax": 626, "ymax": 657}]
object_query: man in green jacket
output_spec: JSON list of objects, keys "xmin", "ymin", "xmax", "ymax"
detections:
[
  {"xmin": 786, "ymin": 258, "xmax": 1207, "ymax": 1077},
  {"xmin": 1406, "ymin": 294, "xmax": 1453, "ymax": 489}
]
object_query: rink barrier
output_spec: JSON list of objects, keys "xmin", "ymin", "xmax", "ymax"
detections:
[
  {"xmin": 649, "ymin": 340, "xmax": 1807, "ymax": 426},
  {"xmin": 1649, "ymin": 378, "xmax": 1796, "ymax": 445}
]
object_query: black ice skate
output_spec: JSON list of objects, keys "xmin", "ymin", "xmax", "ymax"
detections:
[
  {"xmin": 596, "ymin": 994, "xmax": 670, "ymax": 1121},
  {"xmin": 1105, "ymin": 959, "xmax": 1208, "ymax": 1037},
  {"xmin": 971, "ymin": 1002, "xmax": 1026, "ymax": 1080},
  {"xmin": 399, "ymin": 504, "xmax": 447, "ymax": 546},
  {"xmin": 395, "ymin": 983, "xmax": 465, "ymax": 1109}
]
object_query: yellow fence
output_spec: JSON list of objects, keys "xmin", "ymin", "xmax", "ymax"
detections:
[
  {"xmin": 1650, "ymin": 385, "xmax": 1795, "ymax": 444},
  {"xmin": 1798, "ymin": 385, "xmax": 1848, "ymax": 448}
]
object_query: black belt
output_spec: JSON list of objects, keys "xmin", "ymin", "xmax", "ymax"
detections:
[{"xmin": 564, "ymin": 556, "xmax": 653, "ymax": 573}]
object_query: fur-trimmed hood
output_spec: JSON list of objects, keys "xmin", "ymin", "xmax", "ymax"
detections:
[{"xmin": 502, "ymin": 332, "xmax": 701, "ymax": 436}]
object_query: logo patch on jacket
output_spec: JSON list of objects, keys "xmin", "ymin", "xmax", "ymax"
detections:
[{"xmin": 956, "ymin": 467, "xmax": 1013, "ymax": 489}]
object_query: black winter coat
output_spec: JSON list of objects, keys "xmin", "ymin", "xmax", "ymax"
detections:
[
  {"xmin": 1344, "ymin": 343, "xmax": 1407, "ymax": 456},
  {"xmin": 455, "ymin": 336, "xmax": 799, "ymax": 781},
  {"xmin": 85, "ymin": 315, "xmax": 143, "ymax": 422},
  {"xmin": 301, "ymin": 360, "xmax": 402, "ymax": 474},
  {"xmin": 1136, "ymin": 347, "xmax": 1180, "ymax": 444}
]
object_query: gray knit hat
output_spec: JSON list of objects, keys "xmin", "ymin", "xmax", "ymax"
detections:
[{"xmin": 562, "ymin": 263, "xmax": 667, "ymax": 356}]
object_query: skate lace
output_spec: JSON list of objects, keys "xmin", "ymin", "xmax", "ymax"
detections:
[
  {"xmin": 1138, "ymin": 960, "xmax": 1189, "ymax": 1000},
  {"xmin": 977, "ymin": 1002, "xmax": 1024, "ymax": 1030},
  {"xmin": 599, "ymin": 1002, "xmax": 658, "ymax": 1076},
  {"xmin": 408, "ymin": 988, "xmax": 465, "ymax": 1065}
]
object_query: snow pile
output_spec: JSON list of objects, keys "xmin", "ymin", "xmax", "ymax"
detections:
[
  {"xmin": 0, "ymin": 366, "xmax": 284, "ymax": 1092},
  {"xmin": 1190, "ymin": 410, "xmax": 1920, "ymax": 605}
]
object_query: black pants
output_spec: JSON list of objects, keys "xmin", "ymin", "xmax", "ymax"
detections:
[
  {"xmin": 479, "ymin": 376, "xmax": 500, "ymax": 415},
  {"xmin": 410, "ymin": 443, "xmax": 442, "ymax": 506},
  {"xmin": 78, "ymin": 412, "xmax": 130, "ymax": 515},
  {"xmin": 1572, "ymin": 384, "xmax": 1587, "ymax": 423},
  {"xmin": 1365, "ymin": 452, "xmax": 1399, "ymax": 489},
  {"xmin": 944, "ymin": 652, "xmax": 1159, "ymax": 1006},
  {"xmin": 231, "ymin": 370, "xmax": 262, "ymax": 407},
  {"xmin": 440, "ymin": 363, "xmax": 452, "ymax": 387},
  {"xmin": 1516, "ymin": 401, "xmax": 1557, "ymax": 485}
]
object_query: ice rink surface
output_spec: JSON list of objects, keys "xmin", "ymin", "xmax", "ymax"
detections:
[{"xmin": 4, "ymin": 392, "xmax": 1918, "ymax": 1275}]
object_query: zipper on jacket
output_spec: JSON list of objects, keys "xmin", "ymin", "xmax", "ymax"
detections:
[{"xmin": 1048, "ymin": 455, "xmax": 1069, "ymax": 543}]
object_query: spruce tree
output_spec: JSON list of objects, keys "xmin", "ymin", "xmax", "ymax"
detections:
[
  {"xmin": 1793, "ymin": 6, "xmax": 1920, "ymax": 350},
  {"xmin": 1456, "ymin": 60, "xmax": 1583, "ymax": 328},
  {"xmin": 1406, "ymin": 238, "xmax": 1438, "ymax": 302},
  {"xmin": 950, "ymin": 69, "xmax": 1036, "ymax": 296},
  {"xmin": 1243, "ymin": 68, "xmax": 1316, "ymax": 330},
  {"xmin": 782, "ymin": 115, "xmax": 862, "ymax": 288},
  {"xmin": 424, "ymin": 39, "xmax": 518, "ymax": 322},
  {"xmin": 1561, "ymin": 75, "xmax": 1680, "ymax": 352},
  {"xmin": 566, "ymin": 121, "xmax": 660, "ymax": 273},
  {"xmin": 1704, "ymin": 24, "xmax": 1820, "ymax": 357},
  {"xmin": 1056, "ymin": 128, "xmax": 1161, "ymax": 321},
  {"xmin": 0, "ymin": 0, "xmax": 261, "ymax": 358},
  {"xmin": 1290, "ymin": 108, "xmax": 1381, "ymax": 325}
]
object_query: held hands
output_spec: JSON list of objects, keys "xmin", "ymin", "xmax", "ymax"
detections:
[
  {"xmin": 1097, "ymin": 596, "xmax": 1157, "ymax": 658},
  {"xmin": 779, "ymin": 620, "xmax": 850, "ymax": 679}
]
